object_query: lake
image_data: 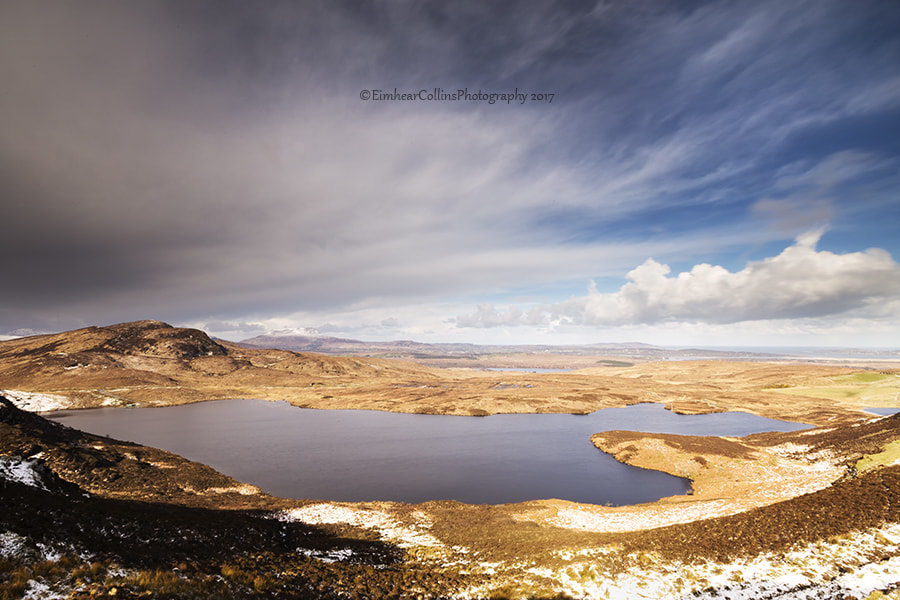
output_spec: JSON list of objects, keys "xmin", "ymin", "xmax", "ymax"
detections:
[
  {"xmin": 48, "ymin": 400, "xmax": 808, "ymax": 505},
  {"xmin": 485, "ymin": 368, "xmax": 574, "ymax": 373},
  {"xmin": 866, "ymin": 407, "xmax": 900, "ymax": 416}
]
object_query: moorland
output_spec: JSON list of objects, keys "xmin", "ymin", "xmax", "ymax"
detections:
[{"xmin": 2, "ymin": 320, "xmax": 900, "ymax": 598}]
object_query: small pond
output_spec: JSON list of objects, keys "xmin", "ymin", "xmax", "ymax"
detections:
[
  {"xmin": 865, "ymin": 407, "xmax": 900, "ymax": 416},
  {"xmin": 49, "ymin": 400, "xmax": 808, "ymax": 505}
]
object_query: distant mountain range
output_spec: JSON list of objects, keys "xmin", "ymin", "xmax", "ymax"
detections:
[
  {"xmin": 237, "ymin": 334, "xmax": 900, "ymax": 366},
  {"xmin": 236, "ymin": 333, "xmax": 783, "ymax": 361}
]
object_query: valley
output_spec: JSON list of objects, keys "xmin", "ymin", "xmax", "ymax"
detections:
[
  {"xmin": 1, "ymin": 320, "xmax": 894, "ymax": 425},
  {"xmin": 2, "ymin": 321, "xmax": 900, "ymax": 598}
]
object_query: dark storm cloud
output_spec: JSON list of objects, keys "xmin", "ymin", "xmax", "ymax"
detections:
[
  {"xmin": 1, "ymin": 0, "xmax": 898, "ymax": 339},
  {"xmin": 0, "ymin": 0, "xmax": 597, "ymax": 327}
]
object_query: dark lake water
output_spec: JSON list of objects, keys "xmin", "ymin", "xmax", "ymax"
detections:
[{"xmin": 48, "ymin": 400, "xmax": 808, "ymax": 505}]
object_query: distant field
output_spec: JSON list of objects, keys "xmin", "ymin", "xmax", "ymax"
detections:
[{"xmin": 769, "ymin": 372, "xmax": 900, "ymax": 408}]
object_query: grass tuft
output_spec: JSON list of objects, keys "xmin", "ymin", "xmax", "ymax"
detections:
[{"xmin": 857, "ymin": 440, "xmax": 900, "ymax": 474}]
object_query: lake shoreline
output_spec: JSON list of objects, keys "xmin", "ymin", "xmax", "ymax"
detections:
[
  {"xmin": 40, "ymin": 396, "xmax": 842, "ymax": 533},
  {"xmin": 5, "ymin": 391, "xmax": 900, "ymax": 599},
  {"xmin": 57, "ymin": 400, "xmax": 796, "ymax": 506}
]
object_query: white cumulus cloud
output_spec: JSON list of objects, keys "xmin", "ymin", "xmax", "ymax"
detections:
[{"xmin": 458, "ymin": 231, "xmax": 900, "ymax": 328}]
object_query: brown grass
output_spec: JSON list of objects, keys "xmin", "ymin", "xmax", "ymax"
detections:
[{"xmin": 1, "ymin": 321, "xmax": 887, "ymax": 425}]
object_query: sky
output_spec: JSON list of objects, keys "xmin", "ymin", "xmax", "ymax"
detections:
[{"xmin": 1, "ymin": 0, "xmax": 899, "ymax": 348}]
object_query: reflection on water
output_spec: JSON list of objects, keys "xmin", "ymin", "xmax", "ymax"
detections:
[{"xmin": 49, "ymin": 400, "xmax": 807, "ymax": 505}]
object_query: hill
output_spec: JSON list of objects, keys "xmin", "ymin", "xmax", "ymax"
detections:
[
  {"xmin": 1, "ymin": 320, "xmax": 895, "ymax": 424},
  {"xmin": 0, "ymin": 320, "xmax": 443, "ymax": 412}
]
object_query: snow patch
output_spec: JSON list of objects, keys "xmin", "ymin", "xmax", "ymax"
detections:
[
  {"xmin": 206, "ymin": 484, "xmax": 260, "ymax": 495},
  {"xmin": 767, "ymin": 442, "xmax": 839, "ymax": 465},
  {"xmin": 549, "ymin": 499, "xmax": 734, "ymax": 533},
  {"xmin": 278, "ymin": 504, "xmax": 444, "ymax": 549},
  {"xmin": 534, "ymin": 522, "xmax": 900, "ymax": 599},
  {"xmin": 36, "ymin": 542, "xmax": 65, "ymax": 562},
  {"xmin": 22, "ymin": 579, "xmax": 69, "ymax": 599},
  {"xmin": 297, "ymin": 547, "xmax": 357, "ymax": 563},
  {"xmin": 0, "ymin": 531, "xmax": 31, "ymax": 559},
  {"xmin": 1, "ymin": 389, "xmax": 70, "ymax": 412},
  {"xmin": 768, "ymin": 442, "xmax": 812, "ymax": 458},
  {"xmin": 0, "ymin": 456, "xmax": 50, "ymax": 491},
  {"xmin": 0, "ymin": 532, "xmax": 68, "ymax": 565},
  {"xmin": 799, "ymin": 427, "xmax": 835, "ymax": 436}
]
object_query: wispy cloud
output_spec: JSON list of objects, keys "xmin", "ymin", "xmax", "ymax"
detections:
[{"xmin": 1, "ymin": 1, "xmax": 898, "ymax": 346}]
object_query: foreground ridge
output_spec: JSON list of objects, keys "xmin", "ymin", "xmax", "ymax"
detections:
[{"xmin": 3, "ymin": 386, "xmax": 900, "ymax": 597}]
